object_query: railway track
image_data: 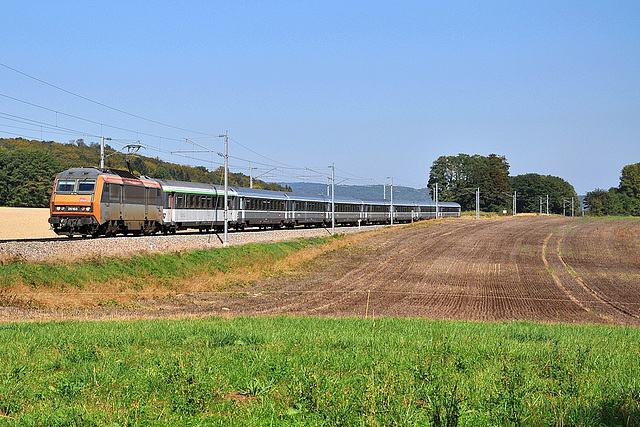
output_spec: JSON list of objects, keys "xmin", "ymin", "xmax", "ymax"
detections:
[{"xmin": 0, "ymin": 223, "xmax": 383, "ymax": 263}]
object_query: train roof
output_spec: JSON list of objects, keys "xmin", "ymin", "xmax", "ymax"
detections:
[
  {"xmin": 437, "ymin": 201, "xmax": 461, "ymax": 207},
  {"xmin": 155, "ymin": 179, "xmax": 238, "ymax": 196},
  {"xmin": 56, "ymin": 167, "xmax": 102, "ymax": 179},
  {"xmin": 233, "ymin": 187, "xmax": 289, "ymax": 200}
]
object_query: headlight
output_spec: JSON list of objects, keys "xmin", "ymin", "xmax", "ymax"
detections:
[{"xmin": 53, "ymin": 205, "xmax": 93, "ymax": 213}]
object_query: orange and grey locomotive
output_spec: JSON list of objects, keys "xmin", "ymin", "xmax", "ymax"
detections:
[{"xmin": 49, "ymin": 168, "xmax": 163, "ymax": 237}]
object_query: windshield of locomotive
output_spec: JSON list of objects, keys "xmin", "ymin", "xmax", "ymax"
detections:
[
  {"xmin": 55, "ymin": 179, "xmax": 96, "ymax": 193},
  {"xmin": 77, "ymin": 179, "xmax": 96, "ymax": 193},
  {"xmin": 56, "ymin": 179, "xmax": 75, "ymax": 193}
]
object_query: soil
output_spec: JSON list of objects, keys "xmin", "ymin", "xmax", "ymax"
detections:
[{"xmin": 2, "ymin": 216, "xmax": 639, "ymax": 326}]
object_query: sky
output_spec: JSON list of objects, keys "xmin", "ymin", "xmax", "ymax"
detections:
[{"xmin": 1, "ymin": 1, "xmax": 638, "ymax": 195}]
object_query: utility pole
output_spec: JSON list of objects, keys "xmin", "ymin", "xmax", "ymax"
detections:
[
  {"xmin": 563, "ymin": 199, "xmax": 566, "ymax": 216},
  {"xmin": 329, "ymin": 164, "xmax": 335, "ymax": 235},
  {"xmin": 218, "ymin": 130, "xmax": 229, "ymax": 245},
  {"xmin": 571, "ymin": 197, "xmax": 574, "ymax": 217},
  {"xmin": 513, "ymin": 191, "xmax": 517, "ymax": 216},
  {"xmin": 435, "ymin": 183, "xmax": 439, "ymax": 219},
  {"xmin": 546, "ymin": 194, "xmax": 549, "ymax": 216},
  {"xmin": 476, "ymin": 187, "xmax": 480, "ymax": 219},
  {"xmin": 387, "ymin": 176, "xmax": 394, "ymax": 225},
  {"xmin": 250, "ymin": 167, "xmax": 255, "ymax": 189},
  {"xmin": 100, "ymin": 136, "xmax": 111, "ymax": 169},
  {"xmin": 539, "ymin": 196, "xmax": 543, "ymax": 216}
]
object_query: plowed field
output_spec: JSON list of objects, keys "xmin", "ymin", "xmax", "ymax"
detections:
[
  {"xmin": 184, "ymin": 216, "xmax": 639, "ymax": 326},
  {"xmin": 4, "ymin": 216, "xmax": 640, "ymax": 325}
]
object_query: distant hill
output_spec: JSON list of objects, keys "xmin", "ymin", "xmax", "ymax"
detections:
[{"xmin": 282, "ymin": 182, "xmax": 432, "ymax": 202}]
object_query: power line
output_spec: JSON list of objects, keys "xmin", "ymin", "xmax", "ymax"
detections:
[
  {"xmin": 0, "ymin": 62, "xmax": 214, "ymax": 137},
  {"xmin": 0, "ymin": 93, "xmax": 187, "ymax": 143},
  {"xmin": 229, "ymin": 137, "xmax": 298, "ymax": 169}
]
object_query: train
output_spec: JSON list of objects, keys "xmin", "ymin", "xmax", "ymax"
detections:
[{"xmin": 48, "ymin": 167, "xmax": 461, "ymax": 237}]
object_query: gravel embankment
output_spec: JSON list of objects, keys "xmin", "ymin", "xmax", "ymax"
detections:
[{"xmin": 0, "ymin": 225, "xmax": 384, "ymax": 263}]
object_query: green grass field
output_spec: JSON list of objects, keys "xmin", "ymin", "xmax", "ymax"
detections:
[
  {"xmin": 1, "ymin": 316, "xmax": 639, "ymax": 426},
  {"xmin": 0, "ymin": 236, "xmax": 339, "ymax": 309}
]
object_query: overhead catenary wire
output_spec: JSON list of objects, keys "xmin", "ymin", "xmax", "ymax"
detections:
[
  {"xmin": 0, "ymin": 93, "xmax": 188, "ymax": 144},
  {"xmin": 1, "ymin": 63, "xmax": 429, "ymax": 191},
  {"xmin": 0, "ymin": 62, "xmax": 214, "ymax": 137}
]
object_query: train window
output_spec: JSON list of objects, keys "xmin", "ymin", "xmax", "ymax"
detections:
[
  {"xmin": 101, "ymin": 183, "xmax": 110, "ymax": 202},
  {"xmin": 56, "ymin": 179, "xmax": 75, "ymax": 193},
  {"xmin": 157, "ymin": 189, "xmax": 163, "ymax": 207},
  {"xmin": 77, "ymin": 179, "xmax": 95, "ymax": 193},
  {"xmin": 125, "ymin": 185, "xmax": 145, "ymax": 204},
  {"xmin": 195, "ymin": 195, "xmax": 201, "ymax": 209},
  {"xmin": 110, "ymin": 185, "xmax": 121, "ymax": 203}
]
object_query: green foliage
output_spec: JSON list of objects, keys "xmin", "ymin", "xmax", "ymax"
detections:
[
  {"xmin": 0, "ymin": 318, "xmax": 638, "ymax": 425},
  {"xmin": 585, "ymin": 188, "xmax": 640, "ymax": 217},
  {"xmin": 585, "ymin": 162, "xmax": 640, "ymax": 216},
  {"xmin": 509, "ymin": 173, "xmax": 579, "ymax": 215},
  {"xmin": 620, "ymin": 163, "xmax": 640, "ymax": 200},
  {"xmin": 0, "ymin": 145, "xmax": 66, "ymax": 207},
  {"xmin": 428, "ymin": 153, "xmax": 510, "ymax": 212},
  {"xmin": 0, "ymin": 137, "xmax": 289, "ymax": 207}
]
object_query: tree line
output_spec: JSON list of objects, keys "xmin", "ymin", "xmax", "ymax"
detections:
[
  {"xmin": 0, "ymin": 138, "xmax": 290, "ymax": 208},
  {"xmin": 428, "ymin": 153, "xmax": 640, "ymax": 216},
  {"xmin": 428, "ymin": 153, "xmax": 579, "ymax": 215},
  {"xmin": 583, "ymin": 163, "xmax": 640, "ymax": 216}
]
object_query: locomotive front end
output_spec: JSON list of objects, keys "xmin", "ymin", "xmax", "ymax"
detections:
[{"xmin": 49, "ymin": 168, "xmax": 102, "ymax": 236}]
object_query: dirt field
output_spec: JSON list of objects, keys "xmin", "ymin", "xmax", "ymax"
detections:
[
  {"xmin": 200, "ymin": 216, "xmax": 638, "ymax": 326},
  {"xmin": 0, "ymin": 207, "xmax": 56, "ymax": 239},
  {"xmin": 2, "ymin": 216, "xmax": 640, "ymax": 326}
]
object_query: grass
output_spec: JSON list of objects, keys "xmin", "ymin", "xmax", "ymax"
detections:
[
  {"xmin": 0, "ymin": 317, "xmax": 638, "ymax": 425},
  {"xmin": 0, "ymin": 236, "xmax": 339, "ymax": 308}
]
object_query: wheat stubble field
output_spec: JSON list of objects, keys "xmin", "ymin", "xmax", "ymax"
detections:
[{"xmin": 0, "ymin": 207, "xmax": 56, "ymax": 239}]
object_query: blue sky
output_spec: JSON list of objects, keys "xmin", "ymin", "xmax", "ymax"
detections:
[{"xmin": 2, "ymin": 1, "xmax": 638, "ymax": 194}]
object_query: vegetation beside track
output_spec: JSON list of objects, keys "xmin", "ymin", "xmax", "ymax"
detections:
[
  {"xmin": 0, "ymin": 235, "xmax": 342, "ymax": 308},
  {"xmin": 0, "ymin": 316, "xmax": 638, "ymax": 425}
]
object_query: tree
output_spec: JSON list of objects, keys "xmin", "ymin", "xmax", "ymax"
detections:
[
  {"xmin": 0, "ymin": 147, "xmax": 64, "ymax": 207},
  {"xmin": 509, "ymin": 174, "xmax": 578, "ymax": 215},
  {"xmin": 584, "ymin": 189, "xmax": 619, "ymax": 216},
  {"xmin": 620, "ymin": 163, "xmax": 640, "ymax": 200},
  {"xmin": 584, "ymin": 162, "xmax": 640, "ymax": 216},
  {"xmin": 428, "ymin": 153, "xmax": 509, "ymax": 212}
]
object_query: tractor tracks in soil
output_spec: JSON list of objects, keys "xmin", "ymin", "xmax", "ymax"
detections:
[
  {"xmin": 229, "ymin": 216, "xmax": 640, "ymax": 325},
  {"xmin": 542, "ymin": 219, "xmax": 640, "ymax": 325},
  {"xmin": 4, "ymin": 216, "xmax": 639, "ymax": 325}
]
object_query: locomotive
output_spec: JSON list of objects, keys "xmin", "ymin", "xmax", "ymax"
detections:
[{"xmin": 49, "ymin": 167, "xmax": 461, "ymax": 237}]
